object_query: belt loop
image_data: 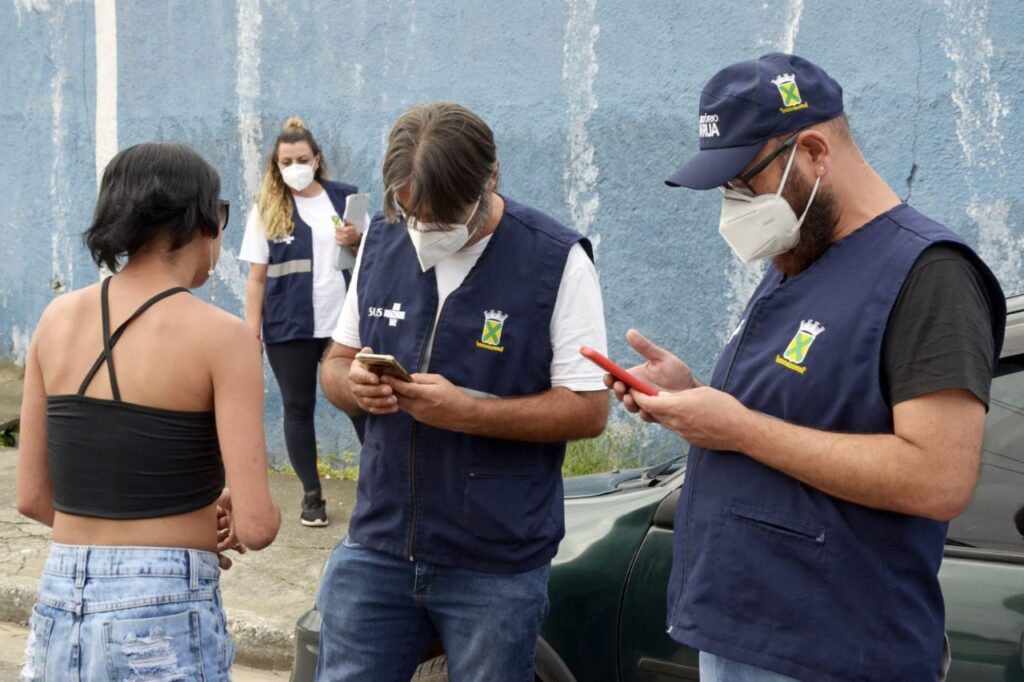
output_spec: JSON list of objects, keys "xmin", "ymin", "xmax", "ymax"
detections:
[
  {"xmin": 188, "ymin": 550, "xmax": 199, "ymax": 591},
  {"xmin": 74, "ymin": 546, "xmax": 88, "ymax": 589}
]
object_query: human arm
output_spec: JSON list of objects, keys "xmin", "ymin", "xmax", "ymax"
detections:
[
  {"xmin": 15, "ymin": 326, "xmax": 54, "ymax": 526},
  {"xmin": 244, "ymin": 264, "xmax": 267, "ymax": 338},
  {"xmin": 625, "ymin": 252, "xmax": 994, "ymax": 521},
  {"xmin": 384, "ymin": 374, "xmax": 608, "ymax": 442},
  {"xmin": 324, "ymin": 339, "xmax": 610, "ymax": 439},
  {"xmin": 632, "ymin": 386, "xmax": 984, "ymax": 520},
  {"xmin": 319, "ymin": 342, "xmax": 403, "ymax": 417},
  {"xmin": 334, "ymin": 218, "xmax": 361, "ymax": 252},
  {"xmin": 210, "ymin": 320, "xmax": 280, "ymax": 549},
  {"xmin": 238, "ymin": 205, "xmax": 270, "ymax": 338},
  {"xmin": 623, "ymin": 245, "xmax": 996, "ymax": 519},
  {"xmin": 213, "ymin": 489, "xmax": 247, "ymax": 570},
  {"xmin": 605, "ymin": 329, "xmax": 703, "ymax": 416}
]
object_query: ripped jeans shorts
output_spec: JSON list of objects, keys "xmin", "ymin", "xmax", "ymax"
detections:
[{"xmin": 21, "ymin": 543, "xmax": 234, "ymax": 681}]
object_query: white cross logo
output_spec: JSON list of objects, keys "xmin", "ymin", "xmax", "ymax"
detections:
[{"xmin": 383, "ymin": 303, "xmax": 406, "ymax": 327}]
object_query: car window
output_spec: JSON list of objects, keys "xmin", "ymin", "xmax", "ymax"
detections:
[{"xmin": 947, "ymin": 355, "xmax": 1024, "ymax": 552}]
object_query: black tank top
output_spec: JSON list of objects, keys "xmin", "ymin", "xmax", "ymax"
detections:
[{"xmin": 46, "ymin": 277, "xmax": 225, "ymax": 519}]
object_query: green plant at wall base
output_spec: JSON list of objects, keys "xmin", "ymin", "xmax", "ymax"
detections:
[
  {"xmin": 0, "ymin": 419, "xmax": 17, "ymax": 448},
  {"xmin": 277, "ymin": 449, "xmax": 360, "ymax": 481},
  {"xmin": 316, "ymin": 458, "xmax": 360, "ymax": 481}
]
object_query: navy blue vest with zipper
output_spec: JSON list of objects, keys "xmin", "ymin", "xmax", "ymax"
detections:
[
  {"xmin": 350, "ymin": 196, "xmax": 590, "ymax": 573},
  {"xmin": 667, "ymin": 205, "xmax": 1004, "ymax": 681},
  {"xmin": 261, "ymin": 180, "xmax": 357, "ymax": 343}
]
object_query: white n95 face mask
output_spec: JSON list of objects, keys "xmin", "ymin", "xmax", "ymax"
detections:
[
  {"xmin": 281, "ymin": 164, "xmax": 316, "ymax": 192},
  {"xmin": 718, "ymin": 146, "xmax": 820, "ymax": 263},
  {"xmin": 406, "ymin": 199, "xmax": 481, "ymax": 271}
]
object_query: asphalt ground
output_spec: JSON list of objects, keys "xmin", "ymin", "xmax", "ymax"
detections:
[{"xmin": 0, "ymin": 366, "xmax": 356, "ymax": 671}]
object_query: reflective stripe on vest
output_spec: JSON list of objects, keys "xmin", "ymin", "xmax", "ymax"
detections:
[{"xmin": 266, "ymin": 259, "xmax": 312, "ymax": 278}]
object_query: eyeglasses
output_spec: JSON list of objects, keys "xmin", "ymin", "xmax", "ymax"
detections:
[
  {"xmin": 394, "ymin": 197, "xmax": 480, "ymax": 231},
  {"xmin": 724, "ymin": 129, "xmax": 804, "ymax": 197},
  {"xmin": 217, "ymin": 200, "xmax": 230, "ymax": 232}
]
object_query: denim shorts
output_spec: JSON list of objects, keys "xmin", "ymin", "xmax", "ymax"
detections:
[{"xmin": 21, "ymin": 543, "xmax": 234, "ymax": 681}]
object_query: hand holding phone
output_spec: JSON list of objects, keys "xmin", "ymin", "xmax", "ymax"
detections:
[
  {"xmin": 354, "ymin": 352, "xmax": 414, "ymax": 382},
  {"xmin": 579, "ymin": 346, "xmax": 658, "ymax": 396}
]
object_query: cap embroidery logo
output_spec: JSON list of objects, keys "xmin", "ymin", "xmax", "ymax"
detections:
[
  {"xmin": 476, "ymin": 310, "xmax": 508, "ymax": 353},
  {"xmin": 775, "ymin": 319, "xmax": 825, "ymax": 374},
  {"xmin": 772, "ymin": 73, "xmax": 810, "ymax": 114},
  {"xmin": 699, "ymin": 113, "xmax": 720, "ymax": 138}
]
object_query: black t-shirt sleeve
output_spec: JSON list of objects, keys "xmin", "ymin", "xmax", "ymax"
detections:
[{"xmin": 881, "ymin": 244, "xmax": 996, "ymax": 408}]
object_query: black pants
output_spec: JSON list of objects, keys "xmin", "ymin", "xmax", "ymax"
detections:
[{"xmin": 264, "ymin": 337, "xmax": 332, "ymax": 495}]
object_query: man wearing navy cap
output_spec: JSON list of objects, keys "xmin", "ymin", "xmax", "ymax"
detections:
[{"xmin": 608, "ymin": 54, "xmax": 1005, "ymax": 681}]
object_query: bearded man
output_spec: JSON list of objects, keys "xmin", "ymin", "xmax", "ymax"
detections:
[{"xmin": 608, "ymin": 53, "xmax": 1005, "ymax": 682}]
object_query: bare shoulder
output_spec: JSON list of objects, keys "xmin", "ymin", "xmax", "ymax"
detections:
[
  {"xmin": 34, "ymin": 284, "xmax": 100, "ymax": 337},
  {"xmin": 185, "ymin": 297, "xmax": 260, "ymax": 354}
]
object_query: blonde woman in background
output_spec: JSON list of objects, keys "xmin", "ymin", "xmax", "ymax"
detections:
[{"xmin": 239, "ymin": 118, "xmax": 364, "ymax": 527}]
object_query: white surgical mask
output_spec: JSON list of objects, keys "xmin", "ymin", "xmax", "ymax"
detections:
[
  {"xmin": 281, "ymin": 163, "xmax": 316, "ymax": 192},
  {"xmin": 718, "ymin": 147, "xmax": 820, "ymax": 263},
  {"xmin": 405, "ymin": 200, "xmax": 481, "ymax": 271}
]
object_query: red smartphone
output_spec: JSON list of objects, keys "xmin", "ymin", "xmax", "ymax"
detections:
[{"xmin": 579, "ymin": 345, "xmax": 658, "ymax": 396}]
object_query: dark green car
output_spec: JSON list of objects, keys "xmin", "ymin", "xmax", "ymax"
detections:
[{"xmin": 293, "ymin": 294, "xmax": 1024, "ymax": 682}]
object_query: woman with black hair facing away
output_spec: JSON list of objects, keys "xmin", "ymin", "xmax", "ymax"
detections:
[
  {"xmin": 240, "ymin": 117, "xmax": 364, "ymax": 527},
  {"xmin": 16, "ymin": 142, "xmax": 280, "ymax": 681}
]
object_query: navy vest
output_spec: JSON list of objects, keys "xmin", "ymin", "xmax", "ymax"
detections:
[
  {"xmin": 350, "ymin": 196, "xmax": 590, "ymax": 573},
  {"xmin": 261, "ymin": 180, "xmax": 357, "ymax": 343},
  {"xmin": 667, "ymin": 205, "xmax": 1004, "ymax": 681}
]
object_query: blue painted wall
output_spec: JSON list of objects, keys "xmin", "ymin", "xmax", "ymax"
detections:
[{"xmin": 2, "ymin": 0, "xmax": 1022, "ymax": 467}]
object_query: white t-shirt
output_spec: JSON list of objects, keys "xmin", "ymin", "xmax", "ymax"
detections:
[
  {"xmin": 238, "ymin": 189, "xmax": 352, "ymax": 338},
  {"xmin": 333, "ymin": 223, "xmax": 608, "ymax": 392}
]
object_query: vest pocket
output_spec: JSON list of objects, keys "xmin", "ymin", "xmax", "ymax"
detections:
[
  {"xmin": 463, "ymin": 469, "xmax": 532, "ymax": 542},
  {"xmin": 261, "ymin": 290, "xmax": 291, "ymax": 341},
  {"xmin": 727, "ymin": 503, "xmax": 827, "ymax": 544},
  {"xmin": 718, "ymin": 503, "xmax": 828, "ymax": 631}
]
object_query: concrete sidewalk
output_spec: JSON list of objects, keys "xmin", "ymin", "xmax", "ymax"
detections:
[{"xmin": 0, "ymin": 447, "xmax": 354, "ymax": 671}]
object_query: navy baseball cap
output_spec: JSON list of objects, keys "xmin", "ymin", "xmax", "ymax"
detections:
[{"xmin": 665, "ymin": 53, "xmax": 844, "ymax": 190}]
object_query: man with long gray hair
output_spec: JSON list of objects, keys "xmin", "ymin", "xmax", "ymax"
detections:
[{"xmin": 317, "ymin": 101, "xmax": 609, "ymax": 681}]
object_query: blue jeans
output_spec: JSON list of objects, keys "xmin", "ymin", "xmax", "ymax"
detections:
[
  {"xmin": 699, "ymin": 652, "xmax": 803, "ymax": 681},
  {"xmin": 315, "ymin": 538, "xmax": 550, "ymax": 682},
  {"xmin": 22, "ymin": 544, "xmax": 233, "ymax": 681}
]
